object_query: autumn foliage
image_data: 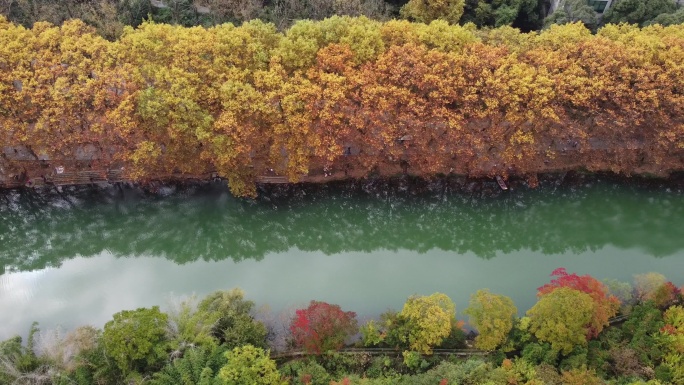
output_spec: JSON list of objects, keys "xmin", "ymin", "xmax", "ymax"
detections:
[
  {"xmin": 289, "ymin": 301, "xmax": 358, "ymax": 354},
  {"xmin": 527, "ymin": 287, "xmax": 595, "ymax": 354},
  {"xmin": 653, "ymin": 282, "xmax": 682, "ymax": 308},
  {"xmin": 538, "ymin": 268, "xmax": 620, "ymax": 338},
  {"xmin": 463, "ymin": 289, "xmax": 517, "ymax": 351},
  {"xmin": 2, "ymin": 16, "xmax": 684, "ymax": 196}
]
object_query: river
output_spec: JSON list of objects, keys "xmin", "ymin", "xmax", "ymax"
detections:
[{"xmin": 1, "ymin": 177, "xmax": 684, "ymax": 339}]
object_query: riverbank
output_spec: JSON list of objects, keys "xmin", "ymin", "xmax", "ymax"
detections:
[{"xmin": 3, "ymin": 170, "xmax": 684, "ymax": 201}]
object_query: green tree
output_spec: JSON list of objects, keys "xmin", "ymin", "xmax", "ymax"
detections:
[
  {"xmin": 151, "ymin": 0, "xmax": 200, "ymax": 27},
  {"xmin": 544, "ymin": 0, "xmax": 598, "ymax": 30},
  {"xmin": 660, "ymin": 305, "xmax": 684, "ymax": 383},
  {"xmin": 526, "ymin": 287, "xmax": 595, "ymax": 355},
  {"xmin": 560, "ymin": 367, "xmax": 605, "ymax": 385},
  {"xmin": 520, "ymin": 341, "xmax": 559, "ymax": 365},
  {"xmin": 463, "ymin": 289, "xmax": 518, "ymax": 351},
  {"xmin": 49, "ymin": 328, "xmax": 124, "ymax": 385},
  {"xmin": 537, "ymin": 268, "xmax": 620, "ymax": 339},
  {"xmin": 461, "ymin": 0, "xmax": 542, "ymax": 30},
  {"xmin": 166, "ymin": 296, "xmax": 218, "ymax": 352},
  {"xmin": 278, "ymin": 359, "xmax": 332, "ymax": 385},
  {"xmin": 622, "ymin": 301, "xmax": 665, "ymax": 366},
  {"xmin": 217, "ymin": 345, "xmax": 281, "ymax": 385},
  {"xmin": 196, "ymin": 289, "xmax": 268, "ymax": 349},
  {"xmin": 603, "ymin": 0, "xmax": 677, "ymax": 26},
  {"xmin": 399, "ymin": 293, "xmax": 457, "ymax": 354},
  {"xmin": 102, "ymin": 306, "xmax": 171, "ymax": 375},
  {"xmin": 400, "ymin": 0, "xmax": 466, "ymax": 24},
  {"xmin": 360, "ymin": 319, "xmax": 384, "ymax": 347},
  {"xmin": 367, "ymin": 309, "xmax": 410, "ymax": 349},
  {"xmin": 646, "ymin": 7, "xmax": 684, "ymax": 26},
  {"xmin": 117, "ymin": 0, "xmax": 153, "ymax": 28}
]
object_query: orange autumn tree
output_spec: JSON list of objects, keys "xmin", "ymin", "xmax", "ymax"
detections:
[
  {"xmin": 0, "ymin": 16, "xmax": 36, "ymax": 159},
  {"xmin": 1, "ymin": 19, "xmax": 112, "ymax": 165},
  {"xmin": 2, "ymin": 17, "xmax": 684, "ymax": 195},
  {"xmin": 200, "ymin": 21, "xmax": 283, "ymax": 196},
  {"xmin": 35, "ymin": 20, "xmax": 111, "ymax": 163},
  {"xmin": 596, "ymin": 24, "xmax": 684, "ymax": 170},
  {"xmin": 283, "ymin": 44, "xmax": 359, "ymax": 178},
  {"xmin": 538, "ymin": 268, "xmax": 620, "ymax": 339},
  {"xmin": 349, "ymin": 42, "xmax": 482, "ymax": 176},
  {"xmin": 106, "ymin": 22, "xmax": 215, "ymax": 180}
]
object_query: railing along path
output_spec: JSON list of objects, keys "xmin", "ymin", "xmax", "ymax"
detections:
[{"xmin": 271, "ymin": 348, "xmax": 489, "ymax": 360}]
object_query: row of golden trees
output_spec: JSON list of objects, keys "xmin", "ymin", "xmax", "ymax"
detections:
[{"xmin": 1, "ymin": 15, "xmax": 683, "ymax": 195}]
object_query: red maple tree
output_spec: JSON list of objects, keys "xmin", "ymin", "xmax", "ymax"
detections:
[{"xmin": 290, "ymin": 301, "xmax": 358, "ymax": 353}]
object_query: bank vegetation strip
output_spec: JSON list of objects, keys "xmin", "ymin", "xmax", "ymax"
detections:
[
  {"xmin": 3, "ymin": 271, "xmax": 684, "ymax": 384},
  {"xmin": 1, "ymin": 16, "xmax": 683, "ymax": 196}
]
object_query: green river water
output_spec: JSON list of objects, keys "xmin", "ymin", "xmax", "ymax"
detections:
[{"xmin": 1, "ymin": 178, "xmax": 684, "ymax": 339}]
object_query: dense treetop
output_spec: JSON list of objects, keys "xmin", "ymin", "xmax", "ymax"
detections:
[
  {"xmin": 1, "ymin": 15, "xmax": 683, "ymax": 196},
  {"xmin": 3, "ymin": 0, "xmax": 684, "ymax": 39}
]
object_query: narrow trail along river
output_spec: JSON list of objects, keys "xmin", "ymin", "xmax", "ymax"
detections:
[{"xmin": 2, "ymin": 177, "xmax": 684, "ymax": 339}]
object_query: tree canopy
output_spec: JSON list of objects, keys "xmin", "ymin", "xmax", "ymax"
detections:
[
  {"xmin": 463, "ymin": 289, "xmax": 517, "ymax": 351},
  {"xmin": 538, "ymin": 268, "xmax": 620, "ymax": 338},
  {"xmin": 399, "ymin": 293, "xmax": 457, "ymax": 354},
  {"xmin": 196, "ymin": 289, "xmax": 267, "ymax": 349},
  {"xmin": 462, "ymin": 0, "xmax": 542, "ymax": 31},
  {"xmin": 289, "ymin": 301, "xmax": 359, "ymax": 353},
  {"xmin": 603, "ymin": 0, "xmax": 677, "ymax": 26},
  {"xmin": 544, "ymin": 0, "xmax": 598, "ymax": 30},
  {"xmin": 4, "ymin": 278, "xmax": 684, "ymax": 384},
  {"xmin": 102, "ymin": 306, "xmax": 171, "ymax": 375},
  {"xmin": 217, "ymin": 345, "xmax": 282, "ymax": 385},
  {"xmin": 400, "ymin": 0, "xmax": 466, "ymax": 24},
  {"xmin": 527, "ymin": 287, "xmax": 595, "ymax": 355}
]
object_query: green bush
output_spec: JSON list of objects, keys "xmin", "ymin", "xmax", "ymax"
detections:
[
  {"xmin": 622, "ymin": 302, "xmax": 665, "ymax": 366},
  {"xmin": 279, "ymin": 359, "xmax": 331, "ymax": 385},
  {"xmin": 404, "ymin": 359, "xmax": 500, "ymax": 385},
  {"xmin": 150, "ymin": 345, "xmax": 228, "ymax": 385},
  {"xmin": 365, "ymin": 355, "xmax": 399, "ymax": 378},
  {"xmin": 559, "ymin": 346, "xmax": 589, "ymax": 371},
  {"xmin": 521, "ymin": 342, "xmax": 559, "ymax": 366},
  {"xmin": 319, "ymin": 352, "xmax": 369, "ymax": 378},
  {"xmin": 198, "ymin": 289, "xmax": 268, "ymax": 349},
  {"xmin": 102, "ymin": 306, "xmax": 171, "ymax": 375}
]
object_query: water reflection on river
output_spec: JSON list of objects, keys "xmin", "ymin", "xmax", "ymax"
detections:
[{"xmin": 1, "ymin": 179, "xmax": 683, "ymax": 339}]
